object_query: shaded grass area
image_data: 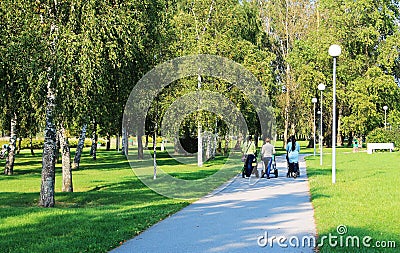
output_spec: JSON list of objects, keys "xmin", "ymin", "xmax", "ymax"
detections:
[
  {"xmin": 0, "ymin": 148, "xmax": 237, "ymax": 253},
  {"xmin": 306, "ymin": 150, "xmax": 400, "ymax": 252}
]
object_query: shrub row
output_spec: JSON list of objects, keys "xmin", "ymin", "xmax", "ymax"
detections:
[
  {"xmin": 0, "ymin": 138, "xmax": 107, "ymax": 150},
  {"xmin": 366, "ymin": 128, "xmax": 400, "ymax": 149}
]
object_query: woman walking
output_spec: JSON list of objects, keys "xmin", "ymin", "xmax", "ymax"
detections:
[{"xmin": 286, "ymin": 135, "xmax": 300, "ymax": 178}]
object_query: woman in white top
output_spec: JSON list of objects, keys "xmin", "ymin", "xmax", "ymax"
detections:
[{"xmin": 261, "ymin": 138, "xmax": 275, "ymax": 179}]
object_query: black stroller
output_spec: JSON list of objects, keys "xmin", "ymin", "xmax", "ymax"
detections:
[
  {"xmin": 286, "ymin": 154, "xmax": 300, "ymax": 178},
  {"xmin": 242, "ymin": 154, "xmax": 259, "ymax": 178}
]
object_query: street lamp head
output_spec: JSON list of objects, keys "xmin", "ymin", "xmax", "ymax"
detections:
[
  {"xmin": 329, "ymin": 44, "xmax": 342, "ymax": 57},
  {"xmin": 318, "ymin": 83, "xmax": 326, "ymax": 91},
  {"xmin": 312, "ymin": 98, "xmax": 318, "ymax": 103},
  {"xmin": 383, "ymin": 105, "xmax": 388, "ymax": 111}
]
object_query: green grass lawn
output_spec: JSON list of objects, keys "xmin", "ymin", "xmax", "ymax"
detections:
[
  {"xmin": 306, "ymin": 149, "xmax": 400, "ymax": 252},
  {"xmin": 2, "ymin": 142, "xmax": 398, "ymax": 253},
  {"xmin": 0, "ymin": 148, "xmax": 240, "ymax": 253}
]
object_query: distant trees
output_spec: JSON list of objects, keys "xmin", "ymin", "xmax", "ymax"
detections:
[{"xmin": 0, "ymin": 0, "xmax": 399, "ymax": 207}]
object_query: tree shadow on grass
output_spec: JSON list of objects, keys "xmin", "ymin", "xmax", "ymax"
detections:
[
  {"xmin": 0, "ymin": 196, "xmax": 189, "ymax": 253},
  {"xmin": 0, "ymin": 173, "xmax": 191, "ymax": 252}
]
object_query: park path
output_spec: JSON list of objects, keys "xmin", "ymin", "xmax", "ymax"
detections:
[{"xmin": 110, "ymin": 155, "xmax": 317, "ymax": 253}]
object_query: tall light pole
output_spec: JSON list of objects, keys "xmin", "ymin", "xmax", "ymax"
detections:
[
  {"xmin": 312, "ymin": 98, "xmax": 318, "ymax": 156},
  {"xmin": 329, "ymin": 44, "xmax": 341, "ymax": 184},
  {"xmin": 197, "ymin": 74, "xmax": 203, "ymax": 167},
  {"xmin": 318, "ymin": 83, "xmax": 325, "ymax": 165},
  {"xmin": 383, "ymin": 106, "xmax": 388, "ymax": 130}
]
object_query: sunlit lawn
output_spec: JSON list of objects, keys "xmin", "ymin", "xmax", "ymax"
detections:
[
  {"xmin": 306, "ymin": 149, "xmax": 400, "ymax": 252},
  {"xmin": 2, "ymin": 141, "xmax": 398, "ymax": 253},
  {"xmin": 0, "ymin": 148, "xmax": 240, "ymax": 253}
]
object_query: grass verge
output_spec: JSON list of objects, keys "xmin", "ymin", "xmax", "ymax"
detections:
[
  {"xmin": 0, "ymin": 148, "xmax": 240, "ymax": 253},
  {"xmin": 306, "ymin": 149, "xmax": 400, "ymax": 252}
]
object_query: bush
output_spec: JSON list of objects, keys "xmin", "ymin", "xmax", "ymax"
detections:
[
  {"xmin": 97, "ymin": 139, "xmax": 107, "ymax": 146},
  {"xmin": 366, "ymin": 128, "xmax": 400, "ymax": 150},
  {"xmin": 68, "ymin": 139, "xmax": 78, "ymax": 148},
  {"xmin": 0, "ymin": 137, "xmax": 104, "ymax": 150},
  {"xmin": 19, "ymin": 138, "xmax": 44, "ymax": 149},
  {"xmin": 84, "ymin": 139, "xmax": 92, "ymax": 147},
  {"xmin": 0, "ymin": 139, "xmax": 8, "ymax": 147}
]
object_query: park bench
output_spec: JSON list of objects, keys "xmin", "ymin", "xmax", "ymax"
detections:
[{"xmin": 367, "ymin": 143, "xmax": 394, "ymax": 154}]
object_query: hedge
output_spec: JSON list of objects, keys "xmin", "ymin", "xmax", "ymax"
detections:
[
  {"xmin": 366, "ymin": 128, "xmax": 400, "ymax": 150},
  {"xmin": 0, "ymin": 138, "xmax": 101, "ymax": 150}
]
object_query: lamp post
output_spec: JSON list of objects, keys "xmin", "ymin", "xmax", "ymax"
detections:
[
  {"xmin": 318, "ymin": 83, "xmax": 325, "ymax": 165},
  {"xmin": 312, "ymin": 98, "xmax": 318, "ymax": 156},
  {"xmin": 329, "ymin": 44, "xmax": 341, "ymax": 184},
  {"xmin": 383, "ymin": 106, "xmax": 388, "ymax": 130}
]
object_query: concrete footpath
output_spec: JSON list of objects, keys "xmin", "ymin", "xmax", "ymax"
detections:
[{"xmin": 110, "ymin": 155, "xmax": 317, "ymax": 253}]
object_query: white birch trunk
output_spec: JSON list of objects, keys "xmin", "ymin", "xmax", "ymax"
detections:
[
  {"xmin": 91, "ymin": 121, "xmax": 97, "ymax": 160},
  {"xmin": 4, "ymin": 113, "xmax": 17, "ymax": 175},
  {"xmin": 40, "ymin": 1, "xmax": 58, "ymax": 207},
  {"xmin": 58, "ymin": 125, "xmax": 73, "ymax": 192},
  {"xmin": 121, "ymin": 127, "xmax": 126, "ymax": 156},
  {"xmin": 73, "ymin": 123, "xmax": 87, "ymax": 169}
]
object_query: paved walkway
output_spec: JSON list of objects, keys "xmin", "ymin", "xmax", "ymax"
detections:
[{"xmin": 111, "ymin": 155, "xmax": 316, "ymax": 253}]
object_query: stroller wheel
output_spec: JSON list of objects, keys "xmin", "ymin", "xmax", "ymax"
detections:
[{"xmin": 292, "ymin": 172, "xmax": 297, "ymax": 179}]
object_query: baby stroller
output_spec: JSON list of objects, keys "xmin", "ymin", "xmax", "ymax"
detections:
[
  {"xmin": 242, "ymin": 154, "xmax": 259, "ymax": 178},
  {"xmin": 286, "ymin": 154, "xmax": 300, "ymax": 178},
  {"xmin": 261, "ymin": 155, "xmax": 278, "ymax": 178}
]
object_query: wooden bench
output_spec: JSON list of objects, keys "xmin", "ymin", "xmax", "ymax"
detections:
[{"xmin": 367, "ymin": 143, "xmax": 394, "ymax": 154}]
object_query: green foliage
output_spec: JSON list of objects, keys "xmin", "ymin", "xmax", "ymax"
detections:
[
  {"xmin": 366, "ymin": 128, "xmax": 400, "ymax": 148},
  {"xmin": 287, "ymin": 0, "xmax": 400, "ymax": 141}
]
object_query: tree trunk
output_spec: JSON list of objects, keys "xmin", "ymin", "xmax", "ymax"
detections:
[
  {"xmin": 58, "ymin": 125, "xmax": 73, "ymax": 192},
  {"xmin": 145, "ymin": 134, "xmax": 149, "ymax": 148},
  {"xmin": 72, "ymin": 123, "xmax": 87, "ymax": 170},
  {"xmin": 206, "ymin": 133, "xmax": 211, "ymax": 161},
  {"xmin": 174, "ymin": 137, "xmax": 180, "ymax": 154},
  {"xmin": 40, "ymin": 84, "xmax": 57, "ymax": 207},
  {"xmin": 106, "ymin": 133, "xmax": 111, "ymax": 151},
  {"xmin": 16, "ymin": 137, "xmax": 22, "ymax": 155},
  {"xmin": 4, "ymin": 113, "xmax": 17, "ymax": 175},
  {"xmin": 39, "ymin": 1, "xmax": 58, "ymax": 208},
  {"xmin": 55, "ymin": 130, "xmax": 60, "ymax": 163},
  {"xmin": 116, "ymin": 133, "xmax": 120, "ymax": 151},
  {"xmin": 122, "ymin": 127, "xmax": 127, "ymax": 156},
  {"xmin": 91, "ymin": 121, "xmax": 97, "ymax": 160},
  {"xmin": 124, "ymin": 130, "xmax": 128, "ymax": 156},
  {"xmin": 137, "ymin": 132, "xmax": 143, "ymax": 159},
  {"xmin": 30, "ymin": 134, "xmax": 35, "ymax": 155},
  {"xmin": 197, "ymin": 123, "xmax": 203, "ymax": 167},
  {"xmin": 224, "ymin": 136, "xmax": 229, "ymax": 156}
]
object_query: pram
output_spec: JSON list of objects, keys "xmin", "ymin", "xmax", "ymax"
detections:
[
  {"xmin": 286, "ymin": 154, "xmax": 300, "ymax": 178},
  {"xmin": 242, "ymin": 154, "xmax": 259, "ymax": 178},
  {"xmin": 261, "ymin": 155, "xmax": 278, "ymax": 178}
]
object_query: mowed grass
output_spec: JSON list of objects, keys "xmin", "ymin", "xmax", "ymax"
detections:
[
  {"xmin": 306, "ymin": 149, "xmax": 400, "ymax": 252},
  {"xmin": 0, "ymin": 148, "xmax": 238, "ymax": 253}
]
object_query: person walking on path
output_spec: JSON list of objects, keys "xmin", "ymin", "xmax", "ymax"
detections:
[
  {"xmin": 286, "ymin": 135, "xmax": 300, "ymax": 178},
  {"xmin": 352, "ymin": 138, "xmax": 359, "ymax": 153},
  {"xmin": 110, "ymin": 154, "xmax": 316, "ymax": 253},
  {"xmin": 261, "ymin": 138, "xmax": 275, "ymax": 179},
  {"xmin": 241, "ymin": 136, "xmax": 258, "ymax": 177}
]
